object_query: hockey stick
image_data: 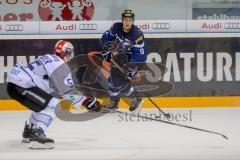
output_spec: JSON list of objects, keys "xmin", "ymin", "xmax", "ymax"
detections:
[
  {"xmin": 101, "ymin": 107, "xmax": 228, "ymax": 140},
  {"xmin": 110, "ymin": 58, "xmax": 171, "ymax": 119}
]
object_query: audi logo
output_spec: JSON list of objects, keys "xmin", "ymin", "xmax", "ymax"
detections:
[
  {"xmin": 79, "ymin": 24, "xmax": 97, "ymax": 30},
  {"xmin": 224, "ymin": 22, "xmax": 240, "ymax": 29},
  {"xmin": 5, "ymin": 24, "xmax": 24, "ymax": 31},
  {"xmin": 152, "ymin": 23, "xmax": 171, "ymax": 30}
]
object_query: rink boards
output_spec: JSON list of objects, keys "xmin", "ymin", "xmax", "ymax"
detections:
[
  {"xmin": 1, "ymin": 96, "xmax": 240, "ymax": 111},
  {"xmin": 1, "ymin": 34, "xmax": 240, "ymax": 110}
]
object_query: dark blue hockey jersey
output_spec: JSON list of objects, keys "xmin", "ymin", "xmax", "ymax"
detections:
[{"xmin": 101, "ymin": 22, "xmax": 147, "ymax": 63}]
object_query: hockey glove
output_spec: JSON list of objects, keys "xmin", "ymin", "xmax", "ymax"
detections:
[
  {"xmin": 122, "ymin": 64, "xmax": 138, "ymax": 79},
  {"xmin": 102, "ymin": 51, "xmax": 112, "ymax": 62},
  {"xmin": 119, "ymin": 39, "xmax": 132, "ymax": 55},
  {"xmin": 82, "ymin": 96, "xmax": 102, "ymax": 112},
  {"xmin": 103, "ymin": 41, "xmax": 118, "ymax": 53},
  {"xmin": 102, "ymin": 41, "xmax": 118, "ymax": 62}
]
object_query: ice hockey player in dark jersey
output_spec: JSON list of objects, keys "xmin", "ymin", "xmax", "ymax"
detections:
[
  {"xmin": 6, "ymin": 40, "xmax": 102, "ymax": 149},
  {"xmin": 101, "ymin": 9, "xmax": 147, "ymax": 111}
]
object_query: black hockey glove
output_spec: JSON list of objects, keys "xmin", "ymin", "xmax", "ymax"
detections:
[
  {"xmin": 122, "ymin": 64, "xmax": 138, "ymax": 79},
  {"xmin": 119, "ymin": 39, "xmax": 132, "ymax": 55},
  {"xmin": 103, "ymin": 41, "xmax": 118, "ymax": 53},
  {"xmin": 102, "ymin": 41, "xmax": 118, "ymax": 62},
  {"xmin": 82, "ymin": 96, "xmax": 102, "ymax": 112},
  {"xmin": 102, "ymin": 50, "xmax": 112, "ymax": 62}
]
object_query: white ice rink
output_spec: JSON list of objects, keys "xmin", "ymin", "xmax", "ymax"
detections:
[{"xmin": 0, "ymin": 108, "xmax": 240, "ymax": 160}]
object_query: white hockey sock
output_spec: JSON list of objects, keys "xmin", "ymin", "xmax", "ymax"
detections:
[{"xmin": 28, "ymin": 98, "xmax": 59, "ymax": 133}]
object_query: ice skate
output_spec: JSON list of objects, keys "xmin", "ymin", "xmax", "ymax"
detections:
[
  {"xmin": 28, "ymin": 127, "xmax": 54, "ymax": 149},
  {"xmin": 22, "ymin": 122, "xmax": 31, "ymax": 143},
  {"xmin": 22, "ymin": 123, "xmax": 54, "ymax": 149},
  {"xmin": 129, "ymin": 97, "xmax": 144, "ymax": 112},
  {"xmin": 105, "ymin": 101, "xmax": 119, "ymax": 110}
]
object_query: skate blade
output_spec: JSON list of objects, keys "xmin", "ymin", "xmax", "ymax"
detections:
[
  {"xmin": 29, "ymin": 141, "xmax": 54, "ymax": 149},
  {"xmin": 22, "ymin": 138, "xmax": 30, "ymax": 143},
  {"xmin": 101, "ymin": 106, "xmax": 118, "ymax": 113}
]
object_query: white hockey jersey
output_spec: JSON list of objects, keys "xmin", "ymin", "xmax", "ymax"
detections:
[{"xmin": 6, "ymin": 54, "xmax": 86, "ymax": 108}]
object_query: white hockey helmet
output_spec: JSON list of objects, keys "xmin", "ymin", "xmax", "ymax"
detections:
[{"xmin": 55, "ymin": 40, "xmax": 74, "ymax": 62}]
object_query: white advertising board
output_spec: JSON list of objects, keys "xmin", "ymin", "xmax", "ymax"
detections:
[
  {"xmin": 187, "ymin": 20, "xmax": 240, "ymax": 32},
  {"xmin": 40, "ymin": 21, "xmax": 113, "ymax": 34},
  {"xmin": 0, "ymin": 21, "xmax": 39, "ymax": 34},
  {"xmin": 135, "ymin": 20, "xmax": 186, "ymax": 33}
]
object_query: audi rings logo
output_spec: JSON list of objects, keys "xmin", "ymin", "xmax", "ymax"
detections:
[
  {"xmin": 224, "ymin": 22, "xmax": 240, "ymax": 29},
  {"xmin": 79, "ymin": 24, "xmax": 97, "ymax": 30},
  {"xmin": 5, "ymin": 24, "xmax": 24, "ymax": 32},
  {"xmin": 152, "ymin": 23, "xmax": 171, "ymax": 30}
]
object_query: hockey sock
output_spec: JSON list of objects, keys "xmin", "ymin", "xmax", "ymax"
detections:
[{"xmin": 28, "ymin": 98, "xmax": 59, "ymax": 133}]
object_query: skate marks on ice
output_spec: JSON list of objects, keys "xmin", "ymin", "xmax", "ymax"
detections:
[
  {"xmin": 0, "ymin": 135, "xmax": 144, "ymax": 160},
  {"xmin": 0, "ymin": 139, "xmax": 30, "ymax": 152},
  {"xmin": 0, "ymin": 109, "xmax": 240, "ymax": 159}
]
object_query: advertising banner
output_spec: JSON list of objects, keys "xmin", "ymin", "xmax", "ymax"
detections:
[
  {"xmin": 0, "ymin": 0, "xmax": 95, "ymax": 21},
  {"xmin": 0, "ymin": 21, "xmax": 39, "ymax": 34},
  {"xmin": 192, "ymin": 0, "xmax": 240, "ymax": 20},
  {"xmin": 0, "ymin": 0, "xmax": 187, "ymax": 22},
  {"xmin": 193, "ymin": 8, "xmax": 240, "ymax": 20},
  {"xmin": 135, "ymin": 20, "xmax": 186, "ymax": 33},
  {"xmin": 187, "ymin": 20, "xmax": 240, "ymax": 32},
  {"xmin": 1, "ymin": 20, "xmax": 240, "ymax": 34},
  {"xmin": 1, "ymin": 37, "xmax": 240, "ymax": 99},
  {"xmin": 40, "ymin": 21, "xmax": 113, "ymax": 34}
]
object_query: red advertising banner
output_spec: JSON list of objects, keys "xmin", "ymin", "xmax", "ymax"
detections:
[{"xmin": 0, "ymin": 0, "xmax": 94, "ymax": 21}]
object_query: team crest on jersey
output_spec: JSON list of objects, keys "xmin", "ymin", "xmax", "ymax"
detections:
[
  {"xmin": 38, "ymin": 0, "xmax": 94, "ymax": 21},
  {"xmin": 64, "ymin": 74, "xmax": 74, "ymax": 87}
]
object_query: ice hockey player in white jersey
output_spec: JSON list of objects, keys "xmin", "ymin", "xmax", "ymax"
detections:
[{"xmin": 6, "ymin": 40, "xmax": 102, "ymax": 149}]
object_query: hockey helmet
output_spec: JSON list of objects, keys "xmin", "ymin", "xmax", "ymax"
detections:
[
  {"xmin": 121, "ymin": 9, "xmax": 135, "ymax": 21},
  {"xmin": 55, "ymin": 40, "xmax": 74, "ymax": 62}
]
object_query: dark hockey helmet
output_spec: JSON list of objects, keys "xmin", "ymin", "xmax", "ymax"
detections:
[{"xmin": 121, "ymin": 9, "xmax": 135, "ymax": 21}]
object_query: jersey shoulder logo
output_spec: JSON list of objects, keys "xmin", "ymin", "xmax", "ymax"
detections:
[
  {"xmin": 135, "ymin": 35, "xmax": 143, "ymax": 44},
  {"xmin": 10, "ymin": 68, "xmax": 20, "ymax": 76}
]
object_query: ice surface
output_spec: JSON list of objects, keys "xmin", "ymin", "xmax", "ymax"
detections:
[{"xmin": 0, "ymin": 108, "xmax": 239, "ymax": 160}]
